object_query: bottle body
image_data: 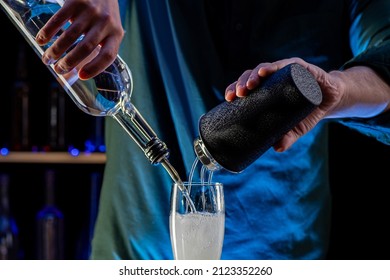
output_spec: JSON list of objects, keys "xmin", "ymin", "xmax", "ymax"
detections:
[
  {"xmin": 47, "ymin": 81, "xmax": 66, "ymax": 150},
  {"xmin": 11, "ymin": 42, "xmax": 31, "ymax": 151},
  {"xmin": 194, "ymin": 63, "xmax": 323, "ymax": 173},
  {"xmin": 0, "ymin": 0, "xmax": 132, "ymax": 117},
  {"xmin": 36, "ymin": 205, "xmax": 64, "ymax": 260},
  {"xmin": 1, "ymin": 0, "xmax": 131, "ymax": 116},
  {"xmin": 36, "ymin": 169, "xmax": 64, "ymax": 260},
  {"xmin": 0, "ymin": 174, "xmax": 19, "ymax": 260}
]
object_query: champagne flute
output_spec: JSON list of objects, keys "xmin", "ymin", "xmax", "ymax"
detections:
[{"xmin": 169, "ymin": 182, "xmax": 225, "ymax": 260}]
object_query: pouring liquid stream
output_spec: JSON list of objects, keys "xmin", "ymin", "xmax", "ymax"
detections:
[
  {"xmin": 161, "ymin": 158, "xmax": 197, "ymax": 213},
  {"xmin": 161, "ymin": 157, "xmax": 214, "ymax": 213}
]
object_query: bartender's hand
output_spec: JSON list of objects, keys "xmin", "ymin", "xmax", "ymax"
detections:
[
  {"xmin": 225, "ymin": 57, "xmax": 390, "ymax": 152},
  {"xmin": 35, "ymin": 0, "xmax": 124, "ymax": 80}
]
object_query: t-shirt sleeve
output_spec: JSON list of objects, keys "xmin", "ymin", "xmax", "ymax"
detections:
[{"xmin": 336, "ymin": 0, "xmax": 390, "ymax": 144}]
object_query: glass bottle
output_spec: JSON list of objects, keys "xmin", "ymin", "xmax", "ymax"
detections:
[
  {"xmin": 11, "ymin": 41, "xmax": 31, "ymax": 151},
  {"xmin": 36, "ymin": 169, "xmax": 64, "ymax": 260},
  {"xmin": 46, "ymin": 81, "xmax": 66, "ymax": 151},
  {"xmin": 0, "ymin": 173, "xmax": 19, "ymax": 260},
  {"xmin": 0, "ymin": 0, "xmax": 181, "ymax": 182},
  {"xmin": 73, "ymin": 172, "xmax": 103, "ymax": 259}
]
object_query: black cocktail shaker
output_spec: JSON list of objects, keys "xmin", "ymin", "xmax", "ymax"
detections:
[{"xmin": 193, "ymin": 63, "xmax": 323, "ymax": 173}]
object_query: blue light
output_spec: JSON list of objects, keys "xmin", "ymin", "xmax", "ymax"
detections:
[
  {"xmin": 69, "ymin": 148, "xmax": 80, "ymax": 157},
  {"xmin": 84, "ymin": 140, "xmax": 95, "ymax": 152},
  {"xmin": 98, "ymin": 145, "xmax": 106, "ymax": 153},
  {"xmin": 0, "ymin": 147, "xmax": 9, "ymax": 156}
]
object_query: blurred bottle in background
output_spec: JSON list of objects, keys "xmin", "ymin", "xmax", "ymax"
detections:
[
  {"xmin": 36, "ymin": 169, "xmax": 64, "ymax": 259},
  {"xmin": 0, "ymin": 173, "xmax": 20, "ymax": 260},
  {"xmin": 11, "ymin": 42, "xmax": 31, "ymax": 151},
  {"xmin": 45, "ymin": 81, "xmax": 66, "ymax": 151}
]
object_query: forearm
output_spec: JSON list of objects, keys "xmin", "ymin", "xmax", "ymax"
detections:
[{"xmin": 327, "ymin": 66, "xmax": 390, "ymax": 119}]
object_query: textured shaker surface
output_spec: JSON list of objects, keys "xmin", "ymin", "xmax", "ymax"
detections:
[{"xmin": 198, "ymin": 63, "xmax": 323, "ymax": 172}]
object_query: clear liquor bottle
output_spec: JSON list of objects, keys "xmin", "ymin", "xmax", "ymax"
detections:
[{"xmin": 0, "ymin": 0, "xmax": 181, "ymax": 183}]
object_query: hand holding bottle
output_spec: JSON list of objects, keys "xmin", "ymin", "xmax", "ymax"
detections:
[
  {"xmin": 35, "ymin": 0, "xmax": 124, "ymax": 80},
  {"xmin": 1, "ymin": 0, "xmax": 175, "ymax": 171}
]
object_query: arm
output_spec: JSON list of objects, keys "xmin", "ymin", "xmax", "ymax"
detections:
[
  {"xmin": 35, "ymin": 0, "xmax": 124, "ymax": 80},
  {"xmin": 225, "ymin": 0, "xmax": 390, "ymax": 152},
  {"xmin": 225, "ymin": 58, "xmax": 390, "ymax": 152}
]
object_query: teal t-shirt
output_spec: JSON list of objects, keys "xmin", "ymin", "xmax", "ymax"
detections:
[{"xmin": 91, "ymin": 0, "xmax": 390, "ymax": 260}]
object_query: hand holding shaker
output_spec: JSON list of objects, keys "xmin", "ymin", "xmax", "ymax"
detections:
[{"xmin": 194, "ymin": 63, "xmax": 323, "ymax": 173}]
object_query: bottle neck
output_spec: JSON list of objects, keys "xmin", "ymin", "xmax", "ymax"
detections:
[{"xmin": 113, "ymin": 103, "xmax": 170, "ymax": 165}]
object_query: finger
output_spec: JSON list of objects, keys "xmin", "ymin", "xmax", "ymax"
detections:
[
  {"xmin": 236, "ymin": 70, "xmax": 252, "ymax": 97},
  {"xmin": 225, "ymin": 82, "xmax": 238, "ymax": 102},
  {"xmin": 78, "ymin": 38, "xmax": 119, "ymax": 79},
  {"xmin": 42, "ymin": 21, "xmax": 86, "ymax": 65},
  {"xmin": 273, "ymin": 107, "xmax": 325, "ymax": 152},
  {"xmin": 36, "ymin": 6, "xmax": 72, "ymax": 45},
  {"xmin": 258, "ymin": 57, "xmax": 308, "ymax": 77},
  {"xmin": 53, "ymin": 25, "xmax": 105, "ymax": 74},
  {"xmin": 246, "ymin": 66, "xmax": 263, "ymax": 90},
  {"xmin": 227, "ymin": 63, "xmax": 272, "ymax": 100},
  {"xmin": 244, "ymin": 62, "xmax": 271, "ymax": 89},
  {"xmin": 273, "ymin": 130, "xmax": 298, "ymax": 152}
]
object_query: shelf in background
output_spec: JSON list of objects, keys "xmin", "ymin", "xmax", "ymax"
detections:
[{"xmin": 0, "ymin": 151, "xmax": 106, "ymax": 164}]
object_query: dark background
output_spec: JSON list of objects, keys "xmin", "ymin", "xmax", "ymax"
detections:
[
  {"xmin": 327, "ymin": 122, "xmax": 390, "ymax": 260},
  {"xmin": 1, "ymin": 12, "xmax": 390, "ymax": 260}
]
